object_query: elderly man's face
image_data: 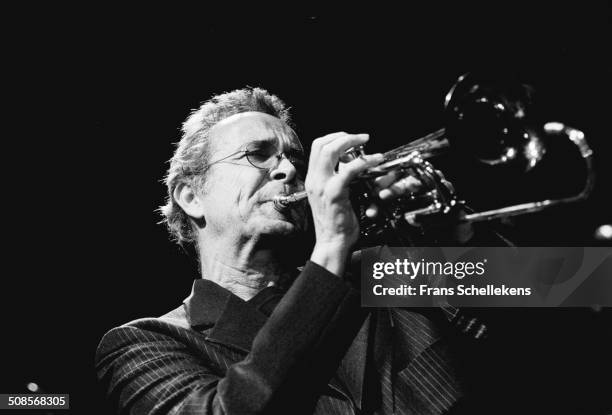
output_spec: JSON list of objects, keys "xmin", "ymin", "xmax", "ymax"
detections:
[{"xmin": 199, "ymin": 111, "xmax": 308, "ymax": 240}]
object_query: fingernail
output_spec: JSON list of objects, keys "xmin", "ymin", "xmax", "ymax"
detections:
[{"xmin": 379, "ymin": 189, "xmax": 393, "ymax": 200}]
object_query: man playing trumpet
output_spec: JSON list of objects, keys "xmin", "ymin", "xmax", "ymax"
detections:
[{"xmin": 96, "ymin": 87, "xmax": 468, "ymax": 414}]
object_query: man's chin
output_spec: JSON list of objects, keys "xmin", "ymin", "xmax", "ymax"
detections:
[
  {"xmin": 266, "ymin": 219, "xmax": 303, "ymax": 236},
  {"xmin": 248, "ymin": 214, "xmax": 304, "ymax": 237}
]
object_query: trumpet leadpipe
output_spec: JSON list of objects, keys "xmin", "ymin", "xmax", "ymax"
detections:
[{"xmin": 272, "ymin": 151, "xmax": 427, "ymax": 208}]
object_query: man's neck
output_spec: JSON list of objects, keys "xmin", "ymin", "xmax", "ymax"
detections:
[{"xmin": 197, "ymin": 234, "xmax": 295, "ymax": 301}]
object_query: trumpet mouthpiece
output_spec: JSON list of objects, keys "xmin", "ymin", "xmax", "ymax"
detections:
[{"xmin": 273, "ymin": 191, "xmax": 308, "ymax": 208}]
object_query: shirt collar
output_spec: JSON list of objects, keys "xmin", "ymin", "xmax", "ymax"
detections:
[{"xmin": 183, "ymin": 278, "xmax": 286, "ymax": 353}]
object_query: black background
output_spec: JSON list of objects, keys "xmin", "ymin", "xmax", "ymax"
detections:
[{"xmin": 1, "ymin": 3, "xmax": 611, "ymax": 414}]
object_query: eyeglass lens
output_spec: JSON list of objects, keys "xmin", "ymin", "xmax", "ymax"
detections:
[{"xmin": 245, "ymin": 142, "xmax": 307, "ymax": 177}]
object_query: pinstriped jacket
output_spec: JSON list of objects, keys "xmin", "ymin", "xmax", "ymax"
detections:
[{"xmin": 96, "ymin": 261, "xmax": 461, "ymax": 414}]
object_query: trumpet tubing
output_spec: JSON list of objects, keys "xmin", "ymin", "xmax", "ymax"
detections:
[{"xmin": 274, "ymin": 73, "xmax": 594, "ymax": 231}]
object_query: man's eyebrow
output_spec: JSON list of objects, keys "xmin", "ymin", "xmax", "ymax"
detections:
[
  {"xmin": 225, "ymin": 138, "xmax": 275, "ymax": 153},
  {"xmin": 248, "ymin": 137, "xmax": 276, "ymax": 145},
  {"xmin": 239, "ymin": 137, "xmax": 277, "ymax": 149},
  {"xmin": 242, "ymin": 137, "xmax": 305, "ymax": 155}
]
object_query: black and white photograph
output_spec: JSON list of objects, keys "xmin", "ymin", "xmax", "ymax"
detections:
[{"xmin": 1, "ymin": 3, "xmax": 611, "ymax": 414}]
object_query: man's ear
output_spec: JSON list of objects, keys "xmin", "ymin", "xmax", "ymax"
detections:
[{"xmin": 173, "ymin": 182, "xmax": 206, "ymax": 221}]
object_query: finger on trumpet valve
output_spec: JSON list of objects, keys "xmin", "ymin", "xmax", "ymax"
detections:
[
  {"xmin": 339, "ymin": 145, "xmax": 366, "ymax": 163},
  {"xmin": 379, "ymin": 175, "xmax": 423, "ymax": 200}
]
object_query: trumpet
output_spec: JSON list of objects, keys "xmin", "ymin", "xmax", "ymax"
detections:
[{"xmin": 274, "ymin": 73, "xmax": 594, "ymax": 229}]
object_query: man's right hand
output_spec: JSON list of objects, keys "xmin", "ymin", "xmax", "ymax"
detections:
[{"xmin": 306, "ymin": 133, "xmax": 383, "ymax": 276}]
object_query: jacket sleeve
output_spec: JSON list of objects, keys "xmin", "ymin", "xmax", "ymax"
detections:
[{"xmin": 95, "ymin": 261, "xmax": 367, "ymax": 415}]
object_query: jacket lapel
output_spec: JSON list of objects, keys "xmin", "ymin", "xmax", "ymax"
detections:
[
  {"xmin": 337, "ymin": 314, "xmax": 371, "ymax": 410},
  {"xmin": 183, "ymin": 277, "xmax": 369, "ymax": 408}
]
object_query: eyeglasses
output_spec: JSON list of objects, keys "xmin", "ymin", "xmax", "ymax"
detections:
[{"xmin": 204, "ymin": 141, "xmax": 307, "ymax": 178}]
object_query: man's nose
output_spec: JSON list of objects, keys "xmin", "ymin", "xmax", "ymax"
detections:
[{"xmin": 270, "ymin": 155, "xmax": 298, "ymax": 183}]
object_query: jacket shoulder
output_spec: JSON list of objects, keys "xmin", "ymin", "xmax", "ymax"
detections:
[
  {"xmin": 123, "ymin": 304, "xmax": 190, "ymax": 330},
  {"xmin": 95, "ymin": 305, "xmax": 193, "ymax": 362}
]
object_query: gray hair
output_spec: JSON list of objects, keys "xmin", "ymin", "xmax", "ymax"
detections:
[{"xmin": 159, "ymin": 87, "xmax": 293, "ymax": 246}]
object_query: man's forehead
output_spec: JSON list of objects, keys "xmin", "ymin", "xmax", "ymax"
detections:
[{"xmin": 209, "ymin": 111, "xmax": 301, "ymax": 151}]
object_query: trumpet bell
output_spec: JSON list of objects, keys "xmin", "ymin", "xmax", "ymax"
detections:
[{"xmin": 444, "ymin": 73, "xmax": 546, "ymax": 172}]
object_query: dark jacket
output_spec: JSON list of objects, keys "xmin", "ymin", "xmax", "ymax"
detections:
[{"xmin": 96, "ymin": 261, "xmax": 461, "ymax": 414}]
